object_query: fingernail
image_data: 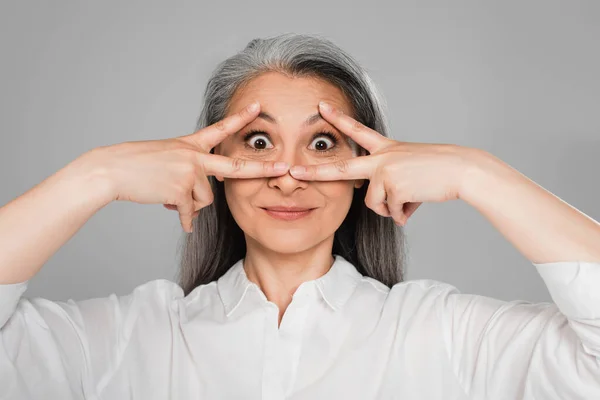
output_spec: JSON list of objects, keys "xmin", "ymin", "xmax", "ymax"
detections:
[
  {"xmin": 247, "ymin": 102, "xmax": 259, "ymax": 113},
  {"xmin": 274, "ymin": 162, "xmax": 289, "ymax": 171},
  {"xmin": 290, "ymin": 165, "xmax": 306, "ymax": 175},
  {"xmin": 319, "ymin": 101, "xmax": 332, "ymax": 112}
]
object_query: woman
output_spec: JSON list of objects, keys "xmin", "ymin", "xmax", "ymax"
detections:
[{"xmin": 0, "ymin": 33, "xmax": 598, "ymax": 399}]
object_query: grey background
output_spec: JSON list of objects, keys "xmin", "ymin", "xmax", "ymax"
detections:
[{"xmin": 1, "ymin": 1, "xmax": 598, "ymax": 303}]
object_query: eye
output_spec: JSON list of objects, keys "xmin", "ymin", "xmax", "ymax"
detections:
[
  {"xmin": 242, "ymin": 129, "xmax": 341, "ymax": 153},
  {"xmin": 243, "ymin": 130, "xmax": 274, "ymax": 151},
  {"xmin": 309, "ymin": 132, "xmax": 339, "ymax": 152}
]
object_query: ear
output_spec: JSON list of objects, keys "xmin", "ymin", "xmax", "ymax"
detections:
[{"xmin": 354, "ymin": 179, "xmax": 365, "ymax": 189}]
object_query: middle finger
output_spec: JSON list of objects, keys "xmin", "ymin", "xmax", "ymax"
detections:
[
  {"xmin": 188, "ymin": 101, "xmax": 262, "ymax": 152},
  {"xmin": 318, "ymin": 101, "xmax": 388, "ymax": 154}
]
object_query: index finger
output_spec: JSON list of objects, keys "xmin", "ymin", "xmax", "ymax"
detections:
[
  {"xmin": 319, "ymin": 101, "xmax": 388, "ymax": 154},
  {"xmin": 289, "ymin": 156, "xmax": 372, "ymax": 181},
  {"xmin": 202, "ymin": 153, "xmax": 290, "ymax": 179},
  {"xmin": 187, "ymin": 101, "xmax": 261, "ymax": 152}
]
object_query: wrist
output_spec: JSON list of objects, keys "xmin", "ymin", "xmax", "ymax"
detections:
[
  {"xmin": 458, "ymin": 148, "xmax": 507, "ymax": 205},
  {"xmin": 59, "ymin": 149, "xmax": 117, "ymax": 208}
]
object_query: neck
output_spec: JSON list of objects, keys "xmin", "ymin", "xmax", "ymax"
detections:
[{"xmin": 242, "ymin": 235, "xmax": 335, "ymax": 322}]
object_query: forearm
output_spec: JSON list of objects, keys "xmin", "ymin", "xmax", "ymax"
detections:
[
  {"xmin": 0, "ymin": 150, "xmax": 115, "ymax": 284},
  {"xmin": 459, "ymin": 149, "xmax": 600, "ymax": 264}
]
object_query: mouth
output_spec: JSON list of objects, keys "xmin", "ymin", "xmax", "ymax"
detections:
[{"xmin": 260, "ymin": 207, "xmax": 316, "ymax": 221}]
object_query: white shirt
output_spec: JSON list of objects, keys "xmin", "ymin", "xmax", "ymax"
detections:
[{"xmin": 1, "ymin": 254, "xmax": 599, "ymax": 399}]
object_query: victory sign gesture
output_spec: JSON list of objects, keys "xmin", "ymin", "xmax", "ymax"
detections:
[{"xmin": 288, "ymin": 101, "xmax": 476, "ymax": 226}]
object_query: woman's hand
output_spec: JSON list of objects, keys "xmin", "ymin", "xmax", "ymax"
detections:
[
  {"xmin": 289, "ymin": 101, "xmax": 478, "ymax": 226},
  {"xmin": 86, "ymin": 101, "xmax": 290, "ymax": 233}
]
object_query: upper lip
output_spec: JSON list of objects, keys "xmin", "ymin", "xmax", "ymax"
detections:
[{"xmin": 262, "ymin": 206, "xmax": 315, "ymax": 212}]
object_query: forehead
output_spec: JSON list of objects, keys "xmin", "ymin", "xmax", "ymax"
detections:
[{"xmin": 227, "ymin": 72, "xmax": 354, "ymax": 118}]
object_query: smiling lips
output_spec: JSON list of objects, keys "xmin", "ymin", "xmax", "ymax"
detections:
[{"xmin": 261, "ymin": 206, "xmax": 316, "ymax": 221}]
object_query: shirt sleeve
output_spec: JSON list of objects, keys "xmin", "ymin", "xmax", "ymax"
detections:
[
  {"xmin": 437, "ymin": 261, "xmax": 600, "ymax": 400},
  {"xmin": 0, "ymin": 279, "xmax": 163, "ymax": 400}
]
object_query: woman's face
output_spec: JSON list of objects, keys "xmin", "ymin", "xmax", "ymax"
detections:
[{"xmin": 215, "ymin": 72, "xmax": 363, "ymax": 255}]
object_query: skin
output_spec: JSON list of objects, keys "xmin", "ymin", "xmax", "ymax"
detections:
[
  {"xmin": 214, "ymin": 72, "xmax": 600, "ymax": 329},
  {"xmin": 214, "ymin": 72, "xmax": 364, "ymax": 324}
]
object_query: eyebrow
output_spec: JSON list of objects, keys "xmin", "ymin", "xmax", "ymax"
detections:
[
  {"xmin": 252, "ymin": 110, "xmax": 358, "ymax": 154},
  {"xmin": 257, "ymin": 111, "xmax": 324, "ymax": 127}
]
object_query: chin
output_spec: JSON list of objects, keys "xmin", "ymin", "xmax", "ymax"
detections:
[{"xmin": 252, "ymin": 228, "xmax": 325, "ymax": 254}]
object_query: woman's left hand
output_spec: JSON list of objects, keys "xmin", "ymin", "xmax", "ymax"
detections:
[{"xmin": 289, "ymin": 101, "xmax": 479, "ymax": 226}]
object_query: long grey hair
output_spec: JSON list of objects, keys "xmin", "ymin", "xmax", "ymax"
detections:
[{"xmin": 175, "ymin": 33, "xmax": 407, "ymax": 296}]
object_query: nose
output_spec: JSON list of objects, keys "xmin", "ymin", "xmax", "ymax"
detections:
[{"xmin": 267, "ymin": 152, "xmax": 309, "ymax": 195}]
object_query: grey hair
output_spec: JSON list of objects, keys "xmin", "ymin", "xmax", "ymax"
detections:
[{"xmin": 175, "ymin": 33, "xmax": 407, "ymax": 296}]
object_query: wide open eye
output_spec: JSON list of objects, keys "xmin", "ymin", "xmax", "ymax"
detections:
[
  {"xmin": 243, "ymin": 131, "xmax": 274, "ymax": 151},
  {"xmin": 308, "ymin": 132, "xmax": 339, "ymax": 152}
]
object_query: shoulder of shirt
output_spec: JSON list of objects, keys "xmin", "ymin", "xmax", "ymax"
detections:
[
  {"xmin": 128, "ymin": 278, "xmax": 185, "ymax": 296},
  {"xmin": 120, "ymin": 278, "xmax": 184, "ymax": 302},
  {"xmin": 128, "ymin": 278, "xmax": 220, "ymax": 310},
  {"xmin": 360, "ymin": 276, "xmax": 460, "ymax": 297}
]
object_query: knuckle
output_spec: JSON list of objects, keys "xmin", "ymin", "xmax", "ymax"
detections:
[
  {"xmin": 240, "ymin": 106, "xmax": 252, "ymax": 118},
  {"xmin": 390, "ymin": 181, "xmax": 402, "ymax": 194},
  {"xmin": 176, "ymin": 136, "xmax": 203, "ymax": 152},
  {"xmin": 182, "ymin": 159, "xmax": 197, "ymax": 175},
  {"xmin": 214, "ymin": 119, "xmax": 227, "ymax": 132},
  {"xmin": 180, "ymin": 167, "xmax": 197, "ymax": 187},
  {"xmin": 333, "ymin": 159, "xmax": 348, "ymax": 174},
  {"xmin": 204, "ymin": 190, "xmax": 215, "ymax": 205},
  {"xmin": 351, "ymin": 119, "xmax": 365, "ymax": 132},
  {"xmin": 364, "ymin": 193, "xmax": 375, "ymax": 209},
  {"xmin": 231, "ymin": 157, "xmax": 246, "ymax": 172},
  {"xmin": 174, "ymin": 184, "xmax": 189, "ymax": 199},
  {"xmin": 365, "ymin": 199, "xmax": 380, "ymax": 213},
  {"xmin": 380, "ymin": 162, "xmax": 395, "ymax": 177},
  {"xmin": 388, "ymin": 202, "xmax": 401, "ymax": 214},
  {"xmin": 176, "ymin": 147, "xmax": 199, "ymax": 163},
  {"xmin": 193, "ymin": 201, "xmax": 205, "ymax": 212},
  {"xmin": 175, "ymin": 192, "xmax": 187, "ymax": 204}
]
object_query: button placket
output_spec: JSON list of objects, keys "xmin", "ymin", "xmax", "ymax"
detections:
[
  {"xmin": 278, "ymin": 286, "xmax": 312, "ymax": 396},
  {"xmin": 262, "ymin": 302, "xmax": 284, "ymax": 400}
]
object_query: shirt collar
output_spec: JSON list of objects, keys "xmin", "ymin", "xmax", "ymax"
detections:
[{"xmin": 217, "ymin": 254, "xmax": 363, "ymax": 317}]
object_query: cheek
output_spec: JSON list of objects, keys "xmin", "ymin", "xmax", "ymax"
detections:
[
  {"xmin": 318, "ymin": 181, "xmax": 355, "ymax": 210},
  {"xmin": 223, "ymin": 179, "xmax": 262, "ymax": 211}
]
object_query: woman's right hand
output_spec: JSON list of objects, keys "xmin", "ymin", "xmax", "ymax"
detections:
[{"xmin": 84, "ymin": 101, "xmax": 288, "ymax": 233}]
